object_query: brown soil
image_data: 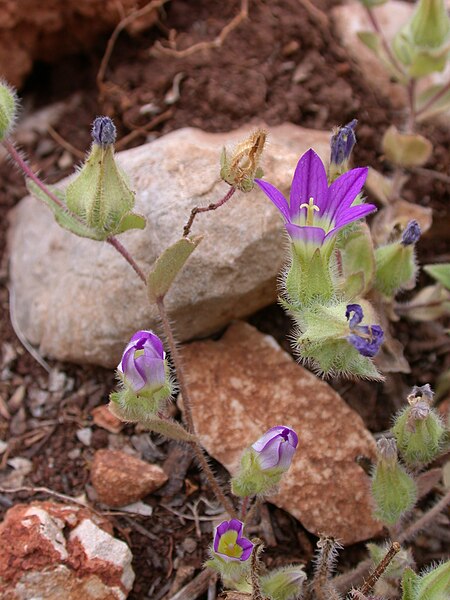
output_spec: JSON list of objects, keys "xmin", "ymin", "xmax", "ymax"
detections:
[{"xmin": 1, "ymin": 1, "xmax": 449, "ymax": 598}]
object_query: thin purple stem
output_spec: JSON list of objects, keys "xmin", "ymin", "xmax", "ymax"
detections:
[
  {"xmin": 398, "ymin": 488, "xmax": 450, "ymax": 543},
  {"xmin": 183, "ymin": 186, "xmax": 236, "ymax": 237},
  {"xmin": 106, "ymin": 236, "xmax": 146, "ymax": 283},
  {"xmin": 365, "ymin": 6, "xmax": 405, "ymax": 78}
]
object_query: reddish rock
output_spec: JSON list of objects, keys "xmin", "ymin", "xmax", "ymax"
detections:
[
  {"xmin": 0, "ymin": 0, "xmax": 159, "ymax": 87},
  {"xmin": 90, "ymin": 449, "xmax": 168, "ymax": 507},
  {"xmin": 0, "ymin": 501, "xmax": 134, "ymax": 599},
  {"xmin": 182, "ymin": 322, "xmax": 382, "ymax": 545},
  {"xmin": 91, "ymin": 404, "xmax": 124, "ymax": 434}
]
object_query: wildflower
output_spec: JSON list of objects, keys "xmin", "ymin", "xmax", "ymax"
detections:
[
  {"xmin": 255, "ymin": 149, "xmax": 375, "ymax": 257},
  {"xmin": 346, "ymin": 303, "xmax": 384, "ymax": 357},
  {"xmin": 329, "ymin": 119, "xmax": 357, "ymax": 180},
  {"xmin": 213, "ymin": 519, "xmax": 253, "ymax": 562},
  {"xmin": 118, "ymin": 330, "xmax": 166, "ymax": 393},
  {"xmin": 252, "ymin": 426, "xmax": 298, "ymax": 471}
]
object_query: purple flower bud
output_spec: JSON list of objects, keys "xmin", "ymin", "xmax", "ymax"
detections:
[
  {"xmin": 408, "ymin": 383, "xmax": 434, "ymax": 405},
  {"xmin": 118, "ymin": 330, "xmax": 166, "ymax": 393},
  {"xmin": 377, "ymin": 437, "xmax": 398, "ymax": 462},
  {"xmin": 346, "ymin": 304, "xmax": 384, "ymax": 358},
  {"xmin": 252, "ymin": 426, "xmax": 298, "ymax": 471},
  {"xmin": 330, "ymin": 119, "xmax": 357, "ymax": 165},
  {"xmin": 401, "ymin": 220, "xmax": 421, "ymax": 246},
  {"xmin": 213, "ymin": 519, "xmax": 253, "ymax": 562},
  {"xmin": 92, "ymin": 116, "xmax": 116, "ymax": 146}
]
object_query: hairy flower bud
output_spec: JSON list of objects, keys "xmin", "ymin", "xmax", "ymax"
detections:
[
  {"xmin": 92, "ymin": 116, "xmax": 117, "ymax": 146},
  {"xmin": 0, "ymin": 81, "xmax": 18, "ymax": 141},
  {"xmin": 220, "ymin": 129, "xmax": 267, "ymax": 192},
  {"xmin": 371, "ymin": 437, "xmax": 417, "ymax": 526},
  {"xmin": 410, "ymin": 0, "xmax": 450, "ymax": 48},
  {"xmin": 401, "ymin": 220, "xmax": 421, "ymax": 246},
  {"xmin": 392, "ymin": 385, "xmax": 445, "ymax": 468},
  {"xmin": 415, "ymin": 560, "xmax": 450, "ymax": 600},
  {"xmin": 374, "ymin": 224, "xmax": 419, "ymax": 297},
  {"xmin": 329, "ymin": 119, "xmax": 357, "ymax": 180},
  {"xmin": 260, "ymin": 565, "xmax": 306, "ymax": 600},
  {"xmin": 231, "ymin": 426, "xmax": 298, "ymax": 497},
  {"xmin": 109, "ymin": 330, "xmax": 173, "ymax": 422}
]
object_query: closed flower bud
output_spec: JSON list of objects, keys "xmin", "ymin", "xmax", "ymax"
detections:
[
  {"xmin": 66, "ymin": 116, "xmax": 145, "ymax": 238},
  {"xmin": 392, "ymin": 385, "xmax": 445, "ymax": 468},
  {"xmin": 329, "ymin": 119, "xmax": 357, "ymax": 181},
  {"xmin": 231, "ymin": 426, "xmax": 298, "ymax": 497},
  {"xmin": 415, "ymin": 560, "xmax": 450, "ymax": 600},
  {"xmin": 220, "ymin": 129, "xmax": 266, "ymax": 192},
  {"xmin": 0, "ymin": 81, "xmax": 18, "ymax": 141},
  {"xmin": 374, "ymin": 224, "xmax": 419, "ymax": 297},
  {"xmin": 260, "ymin": 565, "xmax": 306, "ymax": 600},
  {"xmin": 110, "ymin": 330, "xmax": 172, "ymax": 422},
  {"xmin": 371, "ymin": 437, "xmax": 417, "ymax": 526},
  {"xmin": 410, "ymin": 0, "xmax": 450, "ymax": 49}
]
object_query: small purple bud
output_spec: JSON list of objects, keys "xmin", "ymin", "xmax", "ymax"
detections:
[
  {"xmin": 213, "ymin": 519, "xmax": 253, "ymax": 562},
  {"xmin": 92, "ymin": 116, "xmax": 116, "ymax": 146},
  {"xmin": 345, "ymin": 303, "xmax": 364, "ymax": 328},
  {"xmin": 252, "ymin": 426, "xmax": 298, "ymax": 471},
  {"xmin": 118, "ymin": 330, "xmax": 166, "ymax": 393},
  {"xmin": 401, "ymin": 220, "xmax": 421, "ymax": 246},
  {"xmin": 330, "ymin": 119, "xmax": 357, "ymax": 165},
  {"xmin": 377, "ymin": 437, "xmax": 398, "ymax": 462},
  {"xmin": 408, "ymin": 383, "xmax": 434, "ymax": 405}
]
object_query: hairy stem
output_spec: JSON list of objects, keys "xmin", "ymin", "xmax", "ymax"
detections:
[
  {"xmin": 156, "ymin": 297, "xmax": 237, "ymax": 518},
  {"xmin": 106, "ymin": 236, "xmax": 146, "ymax": 283},
  {"xmin": 183, "ymin": 186, "xmax": 236, "ymax": 237},
  {"xmin": 355, "ymin": 541, "xmax": 401, "ymax": 597},
  {"xmin": 398, "ymin": 488, "xmax": 450, "ymax": 543},
  {"xmin": 4, "ymin": 138, "xmax": 66, "ymax": 209}
]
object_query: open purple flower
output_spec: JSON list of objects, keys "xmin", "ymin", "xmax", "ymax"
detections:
[
  {"xmin": 213, "ymin": 519, "xmax": 253, "ymax": 562},
  {"xmin": 252, "ymin": 426, "xmax": 298, "ymax": 471},
  {"xmin": 118, "ymin": 330, "xmax": 166, "ymax": 393},
  {"xmin": 255, "ymin": 149, "xmax": 375, "ymax": 254},
  {"xmin": 346, "ymin": 304, "xmax": 384, "ymax": 358}
]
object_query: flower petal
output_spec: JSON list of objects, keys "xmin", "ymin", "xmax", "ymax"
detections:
[
  {"xmin": 121, "ymin": 346, "xmax": 145, "ymax": 391},
  {"xmin": 255, "ymin": 179, "xmax": 290, "ymax": 221},
  {"xmin": 285, "ymin": 223, "xmax": 326, "ymax": 247},
  {"xmin": 238, "ymin": 536, "xmax": 254, "ymax": 561},
  {"xmin": 289, "ymin": 149, "xmax": 328, "ymax": 218},
  {"xmin": 252, "ymin": 426, "xmax": 289, "ymax": 452},
  {"xmin": 327, "ymin": 167, "xmax": 368, "ymax": 222},
  {"xmin": 134, "ymin": 355, "xmax": 166, "ymax": 390},
  {"xmin": 332, "ymin": 203, "xmax": 377, "ymax": 229}
]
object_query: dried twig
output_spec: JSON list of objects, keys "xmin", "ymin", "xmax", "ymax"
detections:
[
  {"xmin": 353, "ymin": 542, "xmax": 401, "ymax": 597},
  {"xmin": 152, "ymin": 0, "xmax": 249, "ymax": 58},
  {"xmin": 115, "ymin": 108, "xmax": 173, "ymax": 150},
  {"xmin": 47, "ymin": 125, "xmax": 85, "ymax": 159}
]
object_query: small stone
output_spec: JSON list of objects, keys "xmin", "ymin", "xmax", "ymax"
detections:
[
  {"xmin": 0, "ymin": 501, "xmax": 134, "ymax": 599},
  {"xmin": 182, "ymin": 322, "xmax": 382, "ymax": 545},
  {"xmin": 8, "ymin": 124, "xmax": 331, "ymax": 368},
  {"xmin": 76, "ymin": 427, "xmax": 92, "ymax": 447},
  {"xmin": 90, "ymin": 449, "xmax": 168, "ymax": 507},
  {"xmin": 91, "ymin": 405, "xmax": 124, "ymax": 434},
  {"xmin": 58, "ymin": 150, "xmax": 74, "ymax": 170},
  {"xmin": 182, "ymin": 537, "xmax": 197, "ymax": 554}
]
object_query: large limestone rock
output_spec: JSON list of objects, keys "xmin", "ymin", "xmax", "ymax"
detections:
[
  {"xmin": 182, "ymin": 322, "xmax": 382, "ymax": 545},
  {"xmin": 0, "ymin": 501, "xmax": 134, "ymax": 599},
  {"xmin": 332, "ymin": 0, "xmax": 450, "ymax": 114},
  {"xmin": 8, "ymin": 124, "xmax": 330, "ymax": 368}
]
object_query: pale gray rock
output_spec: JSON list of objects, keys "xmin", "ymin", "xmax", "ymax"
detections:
[
  {"xmin": 182, "ymin": 322, "xmax": 382, "ymax": 545},
  {"xmin": 332, "ymin": 1, "xmax": 450, "ymax": 115},
  {"xmin": 8, "ymin": 124, "xmax": 330, "ymax": 367}
]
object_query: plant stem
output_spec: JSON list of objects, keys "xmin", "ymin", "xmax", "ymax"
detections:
[
  {"xmin": 355, "ymin": 542, "xmax": 401, "ymax": 597},
  {"xmin": 416, "ymin": 79, "xmax": 450, "ymax": 119},
  {"xmin": 333, "ymin": 559, "xmax": 372, "ymax": 594},
  {"xmin": 407, "ymin": 79, "xmax": 416, "ymax": 133},
  {"xmin": 183, "ymin": 186, "xmax": 236, "ymax": 237},
  {"xmin": 240, "ymin": 495, "xmax": 251, "ymax": 520},
  {"xmin": 398, "ymin": 488, "xmax": 450, "ymax": 543},
  {"xmin": 4, "ymin": 138, "xmax": 66, "ymax": 210},
  {"xmin": 365, "ymin": 7, "xmax": 404, "ymax": 78},
  {"xmin": 156, "ymin": 297, "xmax": 238, "ymax": 518},
  {"xmin": 106, "ymin": 236, "xmax": 146, "ymax": 283}
]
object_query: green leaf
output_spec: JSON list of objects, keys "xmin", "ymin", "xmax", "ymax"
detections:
[
  {"xmin": 26, "ymin": 179, "xmax": 106, "ymax": 240},
  {"xmin": 424, "ymin": 263, "xmax": 450, "ymax": 290},
  {"xmin": 382, "ymin": 125, "xmax": 432, "ymax": 168},
  {"xmin": 115, "ymin": 212, "xmax": 146, "ymax": 234},
  {"xmin": 358, "ymin": 30, "xmax": 382, "ymax": 53},
  {"xmin": 147, "ymin": 236, "xmax": 202, "ymax": 303},
  {"xmin": 417, "ymin": 83, "xmax": 450, "ymax": 122},
  {"xmin": 402, "ymin": 568, "xmax": 420, "ymax": 600}
]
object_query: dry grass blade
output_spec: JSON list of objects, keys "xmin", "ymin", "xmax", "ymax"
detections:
[{"xmin": 151, "ymin": 0, "xmax": 249, "ymax": 58}]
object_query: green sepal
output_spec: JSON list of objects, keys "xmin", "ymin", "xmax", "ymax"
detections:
[
  {"xmin": 374, "ymin": 242, "xmax": 417, "ymax": 298},
  {"xmin": 371, "ymin": 459, "xmax": 417, "ymax": 526},
  {"xmin": 402, "ymin": 568, "xmax": 421, "ymax": 600},
  {"xmin": 66, "ymin": 144, "xmax": 136, "ymax": 234},
  {"xmin": 115, "ymin": 212, "xmax": 146, "ymax": 234},
  {"xmin": 285, "ymin": 245, "xmax": 335, "ymax": 308},
  {"xmin": 415, "ymin": 561, "xmax": 450, "ymax": 600},
  {"xmin": 147, "ymin": 236, "xmax": 202, "ymax": 303},
  {"xmin": 206, "ymin": 552, "xmax": 251, "ymax": 592},
  {"xmin": 260, "ymin": 565, "xmax": 306, "ymax": 600},
  {"xmin": 392, "ymin": 406, "xmax": 445, "ymax": 469},
  {"xmin": 26, "ymin": 179, "xmax": 106, "ymax": 240},
  {"xmin": 231, "ymin": 448, "xmax": 285, "ymax": 498},
  {"xmin": 0, "ymin": 81, "xmax": 17, "ymax": 141},
  {"xmin": 424, "ymin": 263, "xmax": 450, "ymax": 290},
  {"xmin": 339, "ymin": 224, "xmax": 376, "ymax": 298}
]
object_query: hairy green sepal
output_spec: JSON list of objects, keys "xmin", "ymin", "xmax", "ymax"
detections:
[{"xmin": 392, "ymin": 407, "xmax": 445, "ymax": 468}]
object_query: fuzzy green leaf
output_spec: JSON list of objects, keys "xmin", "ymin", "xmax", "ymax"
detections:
[
  {"xmin": 402, "ymin": 568, "xmax": 420, "ymax": 600},
  {"xmin": 147, "ymin": 236, "xmax": 202, "ymax": 303},
  {"xmin": 115, "ymin": 212, "xmax": 146, "ymax": 234},
  {"xmin": 424, "ymin": 263, "xmax": 450, "ymax": 290}
]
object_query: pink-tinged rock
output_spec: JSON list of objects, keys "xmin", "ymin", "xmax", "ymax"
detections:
[
  {"xmin": 332, "ymin": 1, "xmax": 450, "ymax": 115},
  {"xmin": 0, "ymin": 501, "xmax": 134, "ymax": 599},
  {"xmin": 90, "ymin": 449, "xmax": 168, "ymax": 507},
  {"xmin": 182, "ymin": 322, "xmax": 382, "ymax": 545},
  {"xmin": 91, "ymin": 404, "xmax": 124, "ymax": 434}
]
